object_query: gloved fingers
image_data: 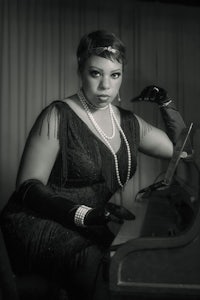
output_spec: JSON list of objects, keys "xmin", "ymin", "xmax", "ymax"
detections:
[
  {"xmin": 85, "ymin": 204, "xmax": 136, "ymax": 226},
  {"xmin": 132, "ymin": 85, "xmax": 159, "ymax": 102},
  {"xmin": 141, "ymin": 86, "xmax": 162, "ymax": 101},
  {"xmin": 132, "ymin": 85, "xmax": 168, "ymax": 104},
  {"xmin": 85, "ymin": 207, "xmax": 110, "ymax": 226},
  {"xmin": 108, "ymin": 214, "xmax": 124, "ymax": 224},
  {"xmin": 105, "ymin": 202, "xmax": 135, "ymax": 220}
]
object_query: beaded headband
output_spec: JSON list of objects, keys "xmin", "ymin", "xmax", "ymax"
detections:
[{"xmin": 90, "ymin": 46, "xmax": 120, "ymax": 55}]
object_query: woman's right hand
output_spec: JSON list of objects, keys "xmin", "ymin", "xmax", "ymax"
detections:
[
  {"xmin": 84, "ymin": 203, "xmax": 135, "ymax": 226},
  {"xmin": 84, "ymin": 207, "xmax": 111, "ymax": 226}
]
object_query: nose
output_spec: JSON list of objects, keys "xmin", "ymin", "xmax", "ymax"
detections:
[{"xmin": 99, "ymin": 75, "xmax": 110, "ymax": 90}]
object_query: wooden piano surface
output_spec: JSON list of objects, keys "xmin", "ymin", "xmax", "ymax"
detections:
[{"xmin": 109, "ymin": 184, "xmax": 200, "ymax": 299}]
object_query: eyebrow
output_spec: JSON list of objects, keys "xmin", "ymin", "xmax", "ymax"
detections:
[{"xmin": 88, "ymin": 66, "xmax": 122, "ymax": 72}]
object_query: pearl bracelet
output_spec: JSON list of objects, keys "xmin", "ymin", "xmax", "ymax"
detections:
[{"xmin": 74, "ymin": 205, "xmax": 92, "ymax": 227}]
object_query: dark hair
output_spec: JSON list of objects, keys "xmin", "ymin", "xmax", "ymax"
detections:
[{"xmin": 77, "ymin": 30, "xmax": 126, "ymax": 73}]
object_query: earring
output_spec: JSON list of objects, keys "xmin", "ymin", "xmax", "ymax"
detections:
[{"xmin": 118, "ymin": 92, "xmax": 121, "ymax": 102}]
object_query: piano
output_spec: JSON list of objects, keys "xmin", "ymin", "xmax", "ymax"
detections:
[{"xmin": 110, "ymin": 125, "xmax": 200, "ymax": 299}]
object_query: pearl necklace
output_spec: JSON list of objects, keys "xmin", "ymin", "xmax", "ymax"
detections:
[
  {"xmin": 83, "ymin": 98, "xmax": 109, "ymax": 111},
  {"xmin": 77, "ymin": 90, "xmax": 131, "ymax": 188},
  {"xmin": 78, "ymin": 91, "xmax": 115, "ymax": 140}
]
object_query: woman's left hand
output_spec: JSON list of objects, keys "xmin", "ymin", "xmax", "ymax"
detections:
[{"xmin": 132, "ymin": 85, "xmax": 171, "ymax": 106}]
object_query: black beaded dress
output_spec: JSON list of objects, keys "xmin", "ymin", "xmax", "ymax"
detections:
[{"xmin": 1, "ymin": 101, "xmax": 140, "ymax": 299}]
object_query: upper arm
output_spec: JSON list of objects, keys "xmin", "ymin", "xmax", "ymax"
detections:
[
  {"xmin": 135, "ymin": 115, "xmax": 173, "ymax": 159},
  {"xmin": 16, "ymin": 107, "xmax": 60, "ymax": 187}
]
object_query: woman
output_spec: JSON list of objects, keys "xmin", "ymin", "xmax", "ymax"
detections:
[{"xmin": 1, "ymin": 30, "xmax": 187, "ymax": 300}]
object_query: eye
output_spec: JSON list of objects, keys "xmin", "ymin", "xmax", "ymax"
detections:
[
  {"xmin": 111, "ymin": 72, "xmax": 121, "ymax": 79},
  {"xmin": 89, "ymin": 70, "xmax": 101, "ymax": 78}
]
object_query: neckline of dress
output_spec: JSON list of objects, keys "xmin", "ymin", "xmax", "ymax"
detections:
[{"xmin": 58, "ymin": 100, "xmax": 124, "ymax": 156}]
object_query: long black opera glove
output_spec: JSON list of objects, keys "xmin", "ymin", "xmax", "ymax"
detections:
[
  {"xmin": 132, "ymin": 85, "xmax": 191, "ymax": 152},
  {"xmin": 15, "ymin": 179, "xmax": 111, "ymax": 227}
]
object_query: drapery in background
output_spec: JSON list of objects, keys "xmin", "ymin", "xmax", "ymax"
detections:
[{"xmin": 1, "ymin": 0, "xmax": 200, "ymax": 209}]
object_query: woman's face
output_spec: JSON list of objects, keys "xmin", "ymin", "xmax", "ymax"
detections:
[{"xmin": 80, "ymin": 55, "xmax": 123, "ymax": 109}]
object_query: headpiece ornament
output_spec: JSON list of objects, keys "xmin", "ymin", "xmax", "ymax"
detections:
[{"xmin": 90, "ymin": 46, "xmax": 119, "ymax": 55}]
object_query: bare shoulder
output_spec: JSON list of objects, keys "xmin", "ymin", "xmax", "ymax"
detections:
[
  {"xmin": 62, "ymin": 94, "xmax": 79, "ymax": 107},
  {"xmin": 62, "ymin": 94, "xmax": 89, "ymax": 122}
]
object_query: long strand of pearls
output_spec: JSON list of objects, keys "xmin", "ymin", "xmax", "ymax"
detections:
[
  {"xmin": 78, "ymin": 91, "xmax": 115, "ymax": 140},
  {"xmin": 77, "ymin": 90, "xmax": 131, "ymax": 188},
  {"xmin": 110, "ymin": 105, "xmax": 132, "ymax": 187}
]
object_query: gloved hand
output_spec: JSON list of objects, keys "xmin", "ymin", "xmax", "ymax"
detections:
[
  {"xmin": 84, "ymin": 207, "xmax": 111, "ymax": 226},
  {"xmin": 132, "ymin": 85, "xmax": 171, "ymax": 106},
  {"xmin": 17, "ymin": 179, "xmax": 134, "ymax": 228},
  {"xmin": 83, "ymin": 203, "xmax": 135, "ymax": 226},
  {"xmin": 105, "ymin": 202, "xmax": 135, "ymax": 221}
]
